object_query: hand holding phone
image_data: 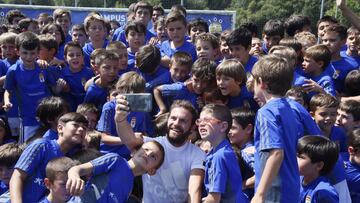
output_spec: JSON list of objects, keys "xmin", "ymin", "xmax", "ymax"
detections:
[{"xmin": 123, "ymin": 93, "xmax": 152, "ymax": 112}]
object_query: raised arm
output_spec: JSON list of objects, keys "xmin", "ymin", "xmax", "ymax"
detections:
[
  {"xmin": 337, "ymin": 0, "xmax": 360, "ymax": 30},
  {"xmin": 188, "ymin": 168, "xmax": 205, "ymax": 203},
  {"xmin": 115, "ymin": 95, "xmax": 144, "ymax": 150}
]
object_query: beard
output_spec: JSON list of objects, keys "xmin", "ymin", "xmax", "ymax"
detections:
[{"xmin": 166, "ymin": 128, "xmax": 192, "ymax": 147}]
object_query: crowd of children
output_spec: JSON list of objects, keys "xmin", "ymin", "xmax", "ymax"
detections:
[{"xmin": 0, "ymin": 0, "xmax": 359, "ymax": 202}]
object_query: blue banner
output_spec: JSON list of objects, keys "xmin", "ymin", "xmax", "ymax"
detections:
[{"xmin": 0, "ymin": 4, "xmax": 235, "ymax": 31}]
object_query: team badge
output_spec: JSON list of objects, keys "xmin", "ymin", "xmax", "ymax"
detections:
[
  {"xmin": 130, "ymin": 117, "xmax": 136, "ymax": 128},
  {"xmin": 39, "ymin": 73, "xmax": 45, "ymax": 82},
  {"xmin": 332, "ymin": 70, "xmax": 340, "ymax": 79}
]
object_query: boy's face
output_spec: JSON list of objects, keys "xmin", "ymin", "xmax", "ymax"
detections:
[
  {"xmin": 322, "ymin": 31, "xmax": 346, "ymax": 55},
  {"xmin": 263, "ymin": 34, "xmax": 282, "ymax": 50},
  {"xmin": 228, "ymin": 119, "xmax": 250, "ymax": 146},
  {"xmin": 156, "ymin": 25, "xmax": 168, "ymax": 42},
  {"xmin": 135, "ymin": 8, "xmax": 151, "ymax": 25},
  {"xmin": 132, "ymin": 142, "xmax": 163, "ymax": 174},
  {"xmin": 65, "ymin": 46, "xmax": 84, "ymax": 72},
  {"xmin": 17, "ymin": 47, "xmax": 38, "ymax": 68},
  {"xmin": 195, "ymin": 39, "xmax": 216, "ymax": 60},
  {"xmin": 249, "ymin": 38, "xmax": 263, "ymax": 56},
  {"xmin": 347, "ymin": 33, "xmax": 359, "ymax": 54},
  {"xmin": 38, "ymin": 16, "xmax": 50, "ymax": 30},
  {"xmin": 39, "ymin": 45, "xmax": 52, "ymax": 61},
  {"xmin": 229, "ymin": 44, "xmax": 250, "ymax": 64},
  {"xmin": 190, "ymin": 25, "xmax": 207, "ymax": 42},
  {"xmin": 28, "ymin": 22, "xmax": 40, "ymax": 34},
  {"xmin": 72, "ymin": 30, "xmax": 87, "ymax": 47},
  {"xmin": 252, "ymin": 78, "xmax": 266, "ymax": 107},
  {"xmin": 312, "ymin": 107, "xmax": 337, "ymax": 133},
  {"xmin": 192, "ymin": 75, "xmax": 209, "ymax": 95},
  {"xmin": 83, "ymin": 111, "xmax": 98, "ymax": 131},
  {"xmin": 99, "ymin": 59, "xmax": 118, "ymax": 84},
  {"xmin": 48, "ymin": 27, "xmax": 63, "ymax": 45},
  {"xmin": 126, "ymin": 30, "xmax": 145, "ymax": 52},
  {"xmin": 46, "ymin": 173, "xmax": 71, "ymax": 202},
  {"xmin": 0, "ymin": 165, "xmax": 14, "ymax": 185},
  {"xmin": 58, "ymin": 121, "xmax": 87, "ymax": 145},
  {"xmin": 216, "ymin": 74, "xmax": 241, "ymax": 96},
  {"xmin": 197, "ymin": 110, "xmax": 227, "ymax": 142},
  {"xmin": 1, "ymin": 43, "xmax": 17, "ymax": 60},
  {"xmin": 113, "ymin": 48, "xmax": 128, "ymax": 70},
  {"xmin": 167, "ymin": 20, "xmax": 187, "ymax": 44},
  {"xmin": 220, "ymin": 40, "xmax": 230, "ymax": 59},
  {"xmin": 302, "ymin": 56, "xmax": 323, "ymax": 75},
  {"xmin": 170, "ymin": 62, "xmax": 189, "ymax": 82},
  {"xmin": 152, "ymin": 10, "xmax": 163, "ymax": 23},
  {"xmin": 87, "ymin": 20, "xmax": 105, "ymax": 42},
  {"xmin": 297, "ymin": 153, "xmax": 321, "ymax": 179},
  {"xmin": 336, "ymin": 109, "xmax": 359, "ymax": 133},
  {"xmin": 318, "ymin": 21, "xmax": 335, "ymax": 39},
  {"xmin": 167, "ymin": 107, "xmax": 193, "ymax": 145},
  {"xmin": 55, "ymin": 14, "xmax": 71, "ymax": 34}
]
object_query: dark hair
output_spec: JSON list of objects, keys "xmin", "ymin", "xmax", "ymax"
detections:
[
  {"xmin": 348, "ymin": 129, "xmax": 360, "ymax": 149},
  {"xmin": 38, "ymin": 34, "xmax": 58, "ymax": 55},
  {"xmin": 85, "ymin": 130, "xmax": 102, "ymax": 150},
  {"xmin": 136, "ymin": 44, "xmax": 161, "ymax": 74},
  {"xmin": 125, "ymin": 20, "xmax": 146, "ymax": 36},
  {"xmin": 170, "ymin": 4, "xmax": 187, "ymax": 17},
  {"xmin": 317, "ymin": 16, "xmax": 338, "ymax": 28},
  {"xmin": 325, "ymin": 24, "xmax": 348, "ymax": 40},
  {"xmin": 309, "ymin": 93, "xmax": 339, "ymax": 112},
  {"xmin": 36, "ymin": 96, "xmax": 70, "ymax": 129},
  {"xmin": 263, "ymin": 19, "xmax": 284, "ymax": 37},
  {"xmin": 18, "ymin": 18, "xmax": 38, "ymax": 31},
  {"xmin": 297, "ymin": 135, "xmax": 339, "ymax": 175},
  {"xmin": 41, "ymin": 23, "xmax": 65, "ymax": 46},
  {"xmin": 134, "ymin": 1, "xmax": 153, "ymax": 16},
  {"xmin": 15, "ymin": 31, "xmax": 40, "ymax": 50},
  {"xmin": 170, "ymin": 100, "xmax": 198, "ymax": 125},
  {"xmin": 202, "ymin": 104, "xmax": 232, "ymax": 134},
  {"xmin": 70, "ymin": 148, "xmax": 102, "ymax": 164},
  {"xmin": 285, "ymin": 86, "xmax": 306, "ymax": 104},
  {"xmin": 231, "ymin": 107, "xmax": 255, "ymax": 134},
  {"xmin": 226, "ymin": 27, "xmax": 252, "ymax": 49},
  {"xmin": 279, "ymin": 37, "xmax": 302, "ymax": 53},
  {"xmin": 166, "ymin": 11, "xmax": 187, "ymax": 27},
  {"xmin": 147, "ymin": 140, "xmax": 165, "ymax": 169},
  {"xmin": 304, "ymin": 44, "xmax": 331, "ymax": 70},
  {"xmin": 64, "ymin": 41, "xmax": 84, "ymax": 56},
  {"xmin": 191, "ymin": 58, "xmax": 217, "ymax": 84},
  {"xmin": 6, "ymin": 9, "xmax": 26, "ymax": 25},
  {"xmin": 188, "ymin": 18, "xmax": 209, "ymax": 34},
  {"xmin": 284, "ymin": 14, "xmax": 311, "ymax": 37},
  {"xmin": 58, "ymin": 112, "xmax": 88, "ymax": 126},
  {"xmin": 0, "ymin": 143, "xmax": 23, "ymax": 167},
  {"xmin": 154, "ymin": 112, "xmax": 169, "ymax": 136},
  {"xmin": 339, "ymin": 100, "xmax": 360, "ymax": 121},
  {"xmin": 0, "ymin": 116, "xmax": 13, "ymax": 141},
  {"xmin": 345, "ymin": 69, "xmax": 360, "ymax": 96},
  {"xmin": 153, "ymin": 5, "xmax": 165, "ymax": 15},
  {"xmin": 241, "ymin": 22, "xmax": 258, "ymax": 37},
  {"xmin": 170, "ymin": 52, "xmax": 193, "ymax": 70},
  {"xmin": 72, "ymin": 24, "xmax": 86, "ymax": 34}
]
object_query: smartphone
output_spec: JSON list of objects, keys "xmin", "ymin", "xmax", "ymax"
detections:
[{"xmin": 123, "ymin": 93, "xmax": 152, "ymax": 112}]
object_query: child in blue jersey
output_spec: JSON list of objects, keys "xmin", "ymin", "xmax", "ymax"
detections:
[
  {"xmin": 0, "ymin": 143, "xmax": 22, "ymax": 196},
  {"xmin": 302, "ymin": 44, "xmax": 336, "ymax": 99},
  {"xmin": 195, "ymin": 32, "xmax": 219, "ymax": 61},
  {"xmin": 219, "ymin": 30, "xmax": 231, "ymax": 60},
  {"xmin": 38, "ymin": 34, "xmax": 59, "ymax": 66},
  {"xmin": 83, "ymin": 14, "xmax": 108, "ymax": 68},
  {"xmin": 309, "ymin": 94, "xmax": 348, "ymax": 153},
  {"xmin": 66, "ymin": 141, "xmax": 165, "ymax": 203},
  {"xmin": 112, "ymin": 1, "xmax": 155, "ymax": 46},
  {"xmin": 3, "ymin": 31, "xmax": 58, "ymax": 143},
  {"xmin": 76, "ymin": 103, "xmax": 100, "ymax": 131},
  {"xmin": 40, "ymin": 23, "xmax": 66, "ymax": 62},
  {"xmin": 124, "ymin": 21, "xmax": 146, "ymax": 68},
  {"xmin": 151, "ymin": 51, "xmax": 192, "ymax": 101},
  {"xmin": 160, "ymin": 11, "xmax": 197, "ymax": 67},
  {"xmin": 84, "ymin": 50, "xmax": 119, "ymax": 110},
  {"xmin": 341, "ymin": 26, "xmax": 360, "ymax": 67},
  {"xmin": 98, "ymin": 71, "xmax": 154, "ymax": 159},
  {"xmin": 228, "ymin": 107, "xmax": 256, "ymax": 199},
  {"xmin": 227, "ymin": 26, "xmax": 258, "ymax": 73},
  {"xmin": 322, "ymin": 24, "xmax": 357, "ymax": 93},
  {"xmin": 250, "ymin": 55, "xmax": 300, "ymax": 202},
  {"xmin": 188, "ymin": 18, "xmax": 208, "ymax": 44},
  {"xmin": 216, "ymin": 59, "xmax": 258, "ymax": 110},
  {"xmin": 336, "ymin": 100, "xmax": 360, "ymax": 135},
  {"xmin": 149, "ymin": 16, "xmax": 168, "ymax": 49},
  {"xmin": 297, "ymin": 135, "xmax": 339, "ymax": 203},
  {"xmin": 261, "ymin": 20, "xmax": 284, "ymax": 54},
  {"xmin": 36, "ymin": 96, "xmax": 70, "ymax": 140},
  {"xmin": 53, "ymin": 8, "xmax": 72, "ymax": 44},
  {"xmin": 40, "ymin": 157, "xmax": 77, "ymax": 203},
  {"xmin": 198, "ymin": 104, "xmax": 248, "ymax": 202},
  {"xmin": 154, "ymin": 58, "xmax": 217, "ymax": 114},
  {"xmin": 106, "ymin": 41, "xmax": 136, "ymax": 76},
  {"xmin": 58, "ymin": 42, "xmax": 94, "ymax": 111},
  {"xmin": 345, "ymin": 129, "xmax": 360, "ymax": 202},
  {"xmin": 9, "ymin": 112, "xmax": 88, "ymax": 203},
  {"xmin": 71, "ymin": 24, "xmax": 88, "ymax": 47}
]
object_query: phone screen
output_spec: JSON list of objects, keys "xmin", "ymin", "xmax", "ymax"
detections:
[{"xmin": 123, "ymin": 93, "xmax": 152, "ymax": 112}]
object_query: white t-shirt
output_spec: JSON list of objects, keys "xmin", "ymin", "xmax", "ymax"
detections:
[{"xmin": 143, "ymin": 136, "xmax": 206, "ymax": 203}]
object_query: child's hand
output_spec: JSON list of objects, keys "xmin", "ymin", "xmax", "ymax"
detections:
[
  {"xmin": 37, "ymin": 59, "xmax": 49, "ymax": 69},
  {"xmin": 2, "ymin": 102, "xmax": 12, "ymax": 112},
  {"xmin": 115, "ymin": 95, "xmax": 130, "ymax": 122},
  {"xmin": 49, "ymin": 57, "xmax": 66, "ymax": 67},
  {"xmin": 302, "ymin": 79, "xmax": 324, "ymax": 93},
  {"xmin": 148, "ymin": 37, "xmax": 160, "ymax": 46},
  {"xmin": 56, "ymin": 78, "xmax": 69, "ymax": 93},
  {"xmin": 66, "ymin": 167, "xmax": 85, "ymax": 196}
]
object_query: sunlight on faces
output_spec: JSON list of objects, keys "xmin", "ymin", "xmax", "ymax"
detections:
[
  {"xmin": 167, "ymin": 107, "xmax": 193, "ymax": 146},
  {"xmin": 113, "ymin": 48, "xmax": 128, "ymax": 70},
  {"xmin": 99, "ymin": 59, "xmax": 118, "ymax": 84},
  {"xmin": 156, "ymin": 25, "xmax": 168, "ymax": 42},
  {"xmin": 263, "ymin": 35, "xmax": 281, "ymax": 50},
  {"xmin": 45, "ymin": 173, "xmax": 71, "ymax": 202},
  {"xmin": 297, "ymin": 153, "xmax": 322, "ymax": 181},
  {"xmin": 197, "ymin": 110, "xmax": 227, "ymax": 142},
  {"xmin": 72, "ymin": 30, "xmax": 87, "ymax": 47},
  {"xmin": 135, "ymin": 8, "xmax": 151, "ymax": 25},
  {"xmin": 191, "ymin": 75, "xmax": 209, "ymax": 95},
  {"xmin": 312, "ymin": 107, "xmax": 337, "ymax": 133},
  {"xmin": 228, "ymin": 119, "xmax": 250, "ymax": 146},
  {"xmin": 169, "ymin": 62, "xmax": 190, "ymax": 82},
  {"xmin": 1, "ymin": 43, "xmax": 17, "ymax": 60},
  {"xmin": 132, "ymin": 142, "xmax": 163, "ymax": 175},
  {"xmin": 56, "ymin": 14, "xmax": 71, "ymax": 34},
  {"xmin": 65, "ymin": 46, "xmax": 84, "ymax": 72},
  {"xmin": 152, "ymin": 10, "xmax": 163, "ymax": 23},
  {"xmin": 190, "ymin": 25, "xmax": 207, "ymax": 42},
  {"xmin": 229, "ymin": 44, "xmax": 250, "ymax": 64},
  {"xmin": 126, "ymin": 30, "xmax": 145, "ymax": 52},
  {"xmin": 335, "ymin": 109, "xmax": 358, "ymax": 133},
  {"xmin": 347, "ymin": 34, "xmax": 360, "ymax": 53},
  {"xmin": 220, "ymin": 40, "xmax": 230, "ymax": 59},
  {"xmin": 249, "ymin": 38, "xmax": 263, "ymax": 56},
  {"xmin": 302, "ymin": 56, "xmax": 322, "ymax": 75},
  {"xmin": 196, "ymin": 40, "xmax": 216, "ymax": 60},
  {"xmin": 87, "ymin": 20, "xmax": 106, "ymax": 42},
  {"xmin": 318, "ymin": 21, "xmax": 333, "ymax": 39},
  {"xmin": 58, "ymin": 121, "xmax": 87, "ymax": 145},
  {"xmin": 167, "ymin": 20, "xmax": 187, "ymax": 45},
  {"xmin": 216, "ymin": 74, "xmax": 241, "ymax": 96},
  {"xmin": 17, "ymin": 47, "xmax": 38, "ymax": 68},
  {"xmin": 322, "ymin": 32, "xmax": 345, "ymax": 55}
]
